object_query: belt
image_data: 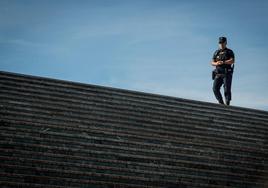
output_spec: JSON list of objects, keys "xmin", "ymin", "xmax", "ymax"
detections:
[{"xmin": 216, "ymin": 68, "xmax": 233, "ymax": 74}]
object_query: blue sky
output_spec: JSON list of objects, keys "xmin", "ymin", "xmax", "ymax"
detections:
[{"xmin": 0, "ymin": 0, "xmax": 268, "ymax": 111}]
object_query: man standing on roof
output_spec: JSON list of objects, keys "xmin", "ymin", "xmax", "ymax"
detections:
[{"xmin": 211, "ymin": 37, "xmax": 235, "ymax": 105}]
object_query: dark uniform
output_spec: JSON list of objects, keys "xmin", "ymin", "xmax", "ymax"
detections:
[{"xmin": 212, "ymin": 39, "xmax": 235, "ymax": 105}]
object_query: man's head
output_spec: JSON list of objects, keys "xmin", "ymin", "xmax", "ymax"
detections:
[{"xmin": 218, "ymin": 36, "xmax": 227, "ymax": 49}]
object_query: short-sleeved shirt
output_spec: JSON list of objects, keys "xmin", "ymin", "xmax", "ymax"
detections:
[{"xmin": 212, "ymin": 47, "xmax": 235, "ymax": 73}]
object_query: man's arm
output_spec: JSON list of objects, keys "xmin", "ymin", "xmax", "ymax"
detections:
[
  {"xmin": 211, "ymin": 60, "xmax": 223, "ymax": 66},
  {"xmin": 211, "ymin": 58, "xmax": 234, "ymax": 66},
  {"xmin": 211, "ymin": 50, "xmax": 222, "ymax": 66},
  {"xmin": 224, "ymin": 49, "xmax": 235, "ymax": 65},
  {"xmin": 223, "ymin": 58, "xmax": 234, "ymax": 65}
]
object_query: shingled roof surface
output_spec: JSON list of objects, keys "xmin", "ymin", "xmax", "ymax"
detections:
[{"xmin": 0, "ymin": 71, "xmax": 268, "ymax": 188}]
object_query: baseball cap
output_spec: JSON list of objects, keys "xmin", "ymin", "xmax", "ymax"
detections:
[{"xmin": 219, "ymin": 37, "xmax": 227, "ymax": 43}]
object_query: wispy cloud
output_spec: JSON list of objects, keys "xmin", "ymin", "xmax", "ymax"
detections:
[{"xmin": 0, "ymin": 38, "xmax": 42, "ymax": 47}]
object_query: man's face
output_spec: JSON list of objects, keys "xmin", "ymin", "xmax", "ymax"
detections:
[{"xmin": 219, "ymin": 41, "xmax": 227, "ymax": 49}]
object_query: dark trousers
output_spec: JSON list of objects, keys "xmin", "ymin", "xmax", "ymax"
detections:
[{"xmin": 213, "ymin": 72, "xmax": 232, "ymax": 103}]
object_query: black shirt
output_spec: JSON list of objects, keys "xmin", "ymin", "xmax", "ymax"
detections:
[{"xmin": 212, "ymin": 47, "xmax": 235, "ymax": 73}]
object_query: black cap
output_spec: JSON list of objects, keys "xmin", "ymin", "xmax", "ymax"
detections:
[{"xmin": 219, "ymin": 37, "xmax": 227, "ymax": 43}]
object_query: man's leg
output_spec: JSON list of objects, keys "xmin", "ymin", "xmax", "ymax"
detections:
[
  {"xmin": 224, "ymin": 73, "xmax": 233, "ymax": 105},
  {"xmin": 213, "ymin": 75, "xmax": 224, "ymax": 104}
]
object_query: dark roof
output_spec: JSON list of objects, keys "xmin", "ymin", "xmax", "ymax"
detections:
[{"xmin": 1, "ymin": 70, "xmax": 268, "ymax": 187}]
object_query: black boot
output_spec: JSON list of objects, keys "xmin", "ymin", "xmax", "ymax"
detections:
[
  {"xmin": 226, "ymin": 100, "xmax": 230, "ymax": 105},
  {"xmin": 218, "ymin": 99, "xmax": 224, "ymax": 104}
]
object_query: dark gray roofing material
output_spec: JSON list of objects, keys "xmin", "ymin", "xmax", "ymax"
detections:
[{"xmin": 0, "ymin": 70, "xmax": 268, "ymax": 188}]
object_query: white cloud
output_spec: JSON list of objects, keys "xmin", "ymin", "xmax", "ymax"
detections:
[{"xmin": 0, "ymin": 38, "xmax": 41, "ymax": 47}]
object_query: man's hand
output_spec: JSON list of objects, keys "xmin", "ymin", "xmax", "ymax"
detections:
[
  {"xmin": 211, "ymin": 60, "xmax": 224, "ymax": 66},
  {"xmin": 217, "ymin": 61, "xmax": 224, "ymax": 65}
]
